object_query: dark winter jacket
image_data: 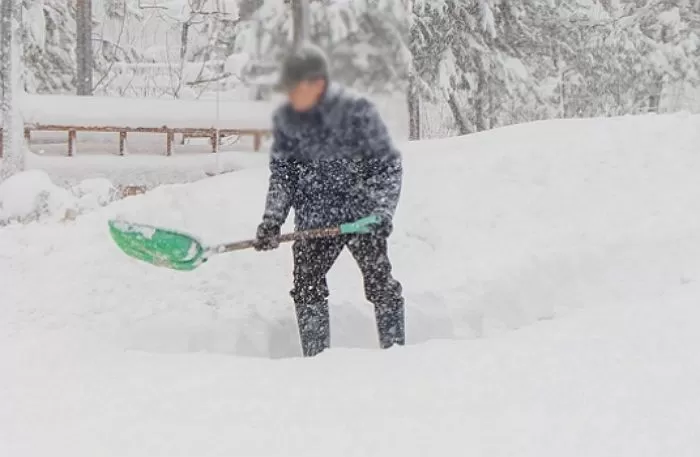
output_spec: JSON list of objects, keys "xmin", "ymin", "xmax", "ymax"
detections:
[{"xmin": 261, "ymin": 84, "xmax": 403, "ymax": 231}]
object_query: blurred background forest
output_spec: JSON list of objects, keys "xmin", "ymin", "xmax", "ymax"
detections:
[{"xmin": 4, "ymin": 0, "xmax": 700, "ymax": 139}]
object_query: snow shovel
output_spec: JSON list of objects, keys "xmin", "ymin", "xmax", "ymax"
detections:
[{"xmin": 107, "ymin": 215, "xmax": 380, "ymax": 272}]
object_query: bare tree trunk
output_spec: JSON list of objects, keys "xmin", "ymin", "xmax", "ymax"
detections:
[
  {"xmin": 447, "ymin": 91, "xmax": 470, "ymax": 135},
  {"xmin": 291, "ymin": 0, "xmax": 309, "ymax": 47},
  {"xmin": 552, "ymin": 42, "xmax": 565, "ymax": 118},
  {"xmin": 173, "ymin": 20, "xmax": 191, "ymax": 98},
  {"xmin": 648, "ymin": 79, "xmax": 662, "ymax": 114},
  {"xmin": 407, "ymin": 76, "xmax": 420, "ymax": 140},
  {"xmin": 180, "ymin": 21, "xmax": 190, "ymax": 61},
  {"xmin": 1, "ymin": 0, "xmax": 23, "ymax": 180},
  {"xmin": 1, "ymin": 0, "xmax": 12, "ymax": 161},
  {"xmin": 474, "ymin": 57, "xmax": 487, "ymax": 132},
  {"xmin": 407, "ymin": 6, "xmax": 421, "ymax": 141},
  {"xmin": 648, "ymin": 24, "xmax": 672, "ymax": 113},
  {"xmin": 76, "ymin": 0, "xmax": 93, "ymax": 95},
  {"xmin": 0, "ymin": 0, "xmax": 11, "ymax": 105}
]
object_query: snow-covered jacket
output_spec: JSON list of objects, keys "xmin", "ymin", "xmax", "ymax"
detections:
[{"xmin": 261, "ymin": 84, "xmax": 403, "ymax": 230}]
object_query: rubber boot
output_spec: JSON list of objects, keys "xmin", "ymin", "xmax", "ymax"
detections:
[
  {"xmin": 295, "ymin": 302, "xmax": 330, "ymax": 357},
  {"xmin": 375, "ymin": 298, "xmax": 405, "ymax": 349}
]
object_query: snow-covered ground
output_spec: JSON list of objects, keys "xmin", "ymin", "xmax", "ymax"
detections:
[
  {"xmin": 18, "ymin": 93, "xmax": 274, "ymax": 130},
  {"xmin": 26, "ymin": 146, "xmax": 269, "ymax": 188},
  {"xmin": 2, "ymin": 112, "xmax": 700, "ymax": 456}
]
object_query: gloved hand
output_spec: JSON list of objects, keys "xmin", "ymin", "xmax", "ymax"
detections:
[
  {"xmin": 254, "ymin": 221, "xmax": 281, "ymax": 251},
  {"xmin": 370, "ymin": 214, "xmax": 393, "ymax": 238}
]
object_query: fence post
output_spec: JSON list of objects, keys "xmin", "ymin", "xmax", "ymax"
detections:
[
  {"xmin": 119, "ymin": 131, "xmax": 127, "ymax": 155},
  {"xmin": 212, "ymin": 130, "xmax": 219, "ymax": 153},
  {"xmin": 68, "ymin": 130, "xmax": 76, "ymax": 156},
  {"xmin": 166, "ymin": 130, "xmax": 173, "ymax": 156}
]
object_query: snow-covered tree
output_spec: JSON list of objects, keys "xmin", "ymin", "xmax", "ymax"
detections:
[
  {"xmin": 92, "ymin": 0, "xmax": 144, "ymax": 94},
  {"xmin": 1, "ymin": 0, "xmax": 25, "ymax": 180},
  {"xmin": 21, "ymin": 0, "xmax": 76, "ymax": 94},
  {"xmin": 91, "ymin": 0, "xmax": 241, "ymax": 98},
  {"xmin": 628, "ymin": 0, "xmax": 700, "ymax": 112},
  {"xmin": 410, "ymin": 0, "xmax": 517, "ymax": 133},
  {"xmin": 235, "ymin": 0, "xmax": 410, "ymax": 93},
  {"xmin": 3, "ymin": 0, "xmax": 698, "ymax": 140},
  {"xmin": 543, "ymin": 0, "xmax": 700, "ymax": 116},
  {"xmin": 408, "ymin": 0, "xmax": 700, "ymax": 137}
]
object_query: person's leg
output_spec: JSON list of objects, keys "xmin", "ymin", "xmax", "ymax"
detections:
[
  {"xmin": 347, "ymin": 235, "xmax": 405, "ymax": 349},
  {"xmin": 290, "ymin": 237, "xmax": 345, "ymax": 357}
]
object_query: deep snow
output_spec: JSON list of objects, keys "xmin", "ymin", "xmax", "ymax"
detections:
[
  {"xmin": 0, "ymin": 170, "xmax": 117, "ymax": 224},
  {"xmin": 2, "ymin": 112, "xmax": 700, "ymax": 456}
]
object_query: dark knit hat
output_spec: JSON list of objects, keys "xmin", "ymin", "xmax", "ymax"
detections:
[{"xmin": 274, "ymin": 42, "xmax": 330, "ymax": 91}]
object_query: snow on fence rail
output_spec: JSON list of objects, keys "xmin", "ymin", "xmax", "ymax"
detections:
[{"xmin": 0, "ymin": 94, "xmax": 274, "ymax": 157}]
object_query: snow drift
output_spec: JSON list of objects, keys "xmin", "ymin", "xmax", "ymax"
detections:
[
  {"xmin": 0, "ymin": 170, "xmax": 117, "ymax": 224},
  {"xmin": 2, "ymin": 112, "xmax": 700, "ymax": 456}
]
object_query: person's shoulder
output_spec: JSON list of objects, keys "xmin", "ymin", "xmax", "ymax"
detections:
[
  {"xmin": 272, "ymin": 102, "xmax": 291, "ymax": 127},
  {"xmin": 325, "ymin": 85, "xmax": 380, "ymax": 126},
  {"xmin": 333, "ymin": 85, "xmax": 376, "ymax": 112},
  {"xmin": 271, "ymin": 101, "xmax": 298, "ymax": 141}
]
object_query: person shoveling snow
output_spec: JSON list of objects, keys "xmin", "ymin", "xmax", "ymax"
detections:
[
  {"xmin": 252, "ymin": 42, "xmax": 405, "ymax": 357},
  {"xmin": 108, "ymin": 42, "xmax": 405, "ymax": 357}
]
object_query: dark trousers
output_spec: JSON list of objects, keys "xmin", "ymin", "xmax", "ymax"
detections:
[{"xmin": 290, "ymin": 234, "xmax": 405, "ymax": 357}]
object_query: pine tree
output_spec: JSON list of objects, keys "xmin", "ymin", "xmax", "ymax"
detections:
[
  {"xmin": 410, "ymin": 0, "xmax": 504, "ymax": 133},
  {"xmin": 409, "ymin": 0, "xmax": 700, "ymax": 136},
  {"xmin": 630, "ymin": 0, "xmax": 700, "ymax": 111},
  {"xmin": 22, "ymin": 0, "xmax": 76, "ymax": 94}
]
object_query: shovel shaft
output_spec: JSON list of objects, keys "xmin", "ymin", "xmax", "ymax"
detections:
[
  {"xmin": 108, "ymin": 217, "xmax": 378, "ymax": 271},
  {"xmin": 213, "ymin": 226, "xmax": 342, "ymax": 254}
]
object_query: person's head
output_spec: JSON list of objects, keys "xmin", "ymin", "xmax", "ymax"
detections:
[{"xmin": 276, "ymin": 43, "xmax": 329, "ymax": 112}]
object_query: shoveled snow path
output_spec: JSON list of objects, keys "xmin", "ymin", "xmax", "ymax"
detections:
[{"xmin": 3, "ymin": 267, "xmax": 700, "ymax": 456}]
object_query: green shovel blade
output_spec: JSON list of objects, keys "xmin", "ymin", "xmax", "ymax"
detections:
[{"xmin": 108, "ymin": 219, "xmax": 207, "ymax": 271}]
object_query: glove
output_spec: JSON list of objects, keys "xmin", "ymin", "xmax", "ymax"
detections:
[
  {"xmin": 370, "ymin": 214, "xmax": 393, "ymax": 238},
  {"xmin": 254, "ymin": 221, "xmax": 281, "ymax": 251}
]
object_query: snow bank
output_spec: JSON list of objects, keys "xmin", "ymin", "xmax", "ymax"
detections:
[
  {"xmin": 0, "ymin": 170, "xmax": 118, "ymax": 224},
  {"xmin": 25, "ymin": 148, "xmax": 270, "ymax": 188},
  {"xmin": 0, "ymin": 170, "xmax": 76, "ymax": 224},
  {"xmin": 71, "ymin": 177, "xmax": 119, "ymax": 213}
]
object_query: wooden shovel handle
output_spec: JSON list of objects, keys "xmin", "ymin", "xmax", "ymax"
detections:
[{"xmin": 214, "ymin": 226, "xmax": 342, "ymax": 254}]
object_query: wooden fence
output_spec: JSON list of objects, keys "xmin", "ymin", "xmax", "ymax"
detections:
[
  {"xmin": 0, "ymin": 125, "xmax": 270, "ymax": 157},
  {"xmin": 0, "ymin": 94, "xmax": 274, "ymax": 157}
]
